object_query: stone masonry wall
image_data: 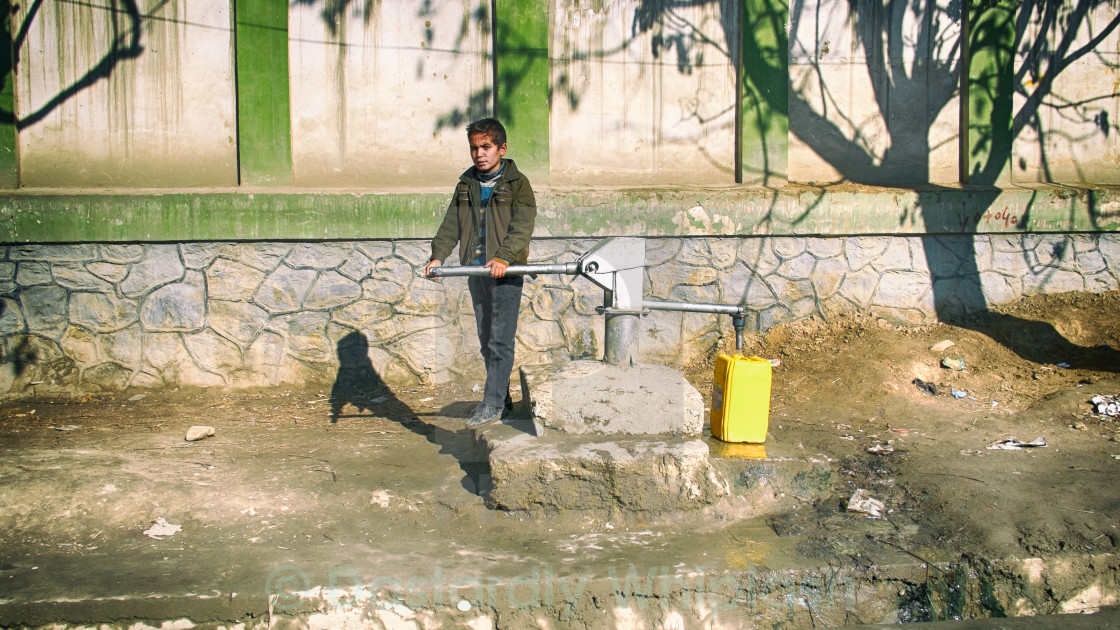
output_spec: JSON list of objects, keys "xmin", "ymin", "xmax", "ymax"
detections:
[{"xmin": 1, "ymin": 234, "xmax": 1118, "ymax": 393}]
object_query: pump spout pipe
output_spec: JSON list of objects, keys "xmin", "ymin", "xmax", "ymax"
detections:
[{"xmin": 643, "ymin": 300, "xmax": 749, "ymax": 352}]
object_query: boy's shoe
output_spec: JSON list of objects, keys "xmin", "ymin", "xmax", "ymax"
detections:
[
  {"xmin": 503, "ymin": 394, "xmax": 514, "ymax": 416},
  {"xmin": 467, "ymin": 403, "xmax": 504, "ymax": 429}
]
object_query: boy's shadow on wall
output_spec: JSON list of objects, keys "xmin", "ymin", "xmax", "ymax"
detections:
[{"xmin": 328, "ymin": 331, "xmax": 490, "ymax": 494}]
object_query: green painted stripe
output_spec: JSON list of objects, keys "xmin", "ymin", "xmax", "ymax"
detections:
[
  {"xmin": 495, "ymin": 0, "xmax": 550, "ymax": 183},
  {"xmin": 0, "ymin": 193, "xmax": 449, "ymax": 243},
  {"xmin": 235, "ymin": 0, "xmax": 292, "ymax": 186},
  {"xmin": 0, "ymin": 5, "xmax": 17, "ymax": 189},
  {"xmin": 0, "ymin": 187, "xmax": 1115, "ymax": 245},
  {"xmin": 740, "ymin": 0, "xmax": 789, "ymax": 186}
]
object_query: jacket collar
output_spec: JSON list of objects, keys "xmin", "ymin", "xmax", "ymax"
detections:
[{"xmin": 460, "ymin": 158, "xmax": 521, "ymax": 184}]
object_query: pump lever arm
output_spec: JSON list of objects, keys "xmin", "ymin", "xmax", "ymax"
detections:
[{"xmin": 427, "ymin": 262, "xmax": 579, "ymax": 278}]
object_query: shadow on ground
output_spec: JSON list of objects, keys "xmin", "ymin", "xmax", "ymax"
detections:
[
  {"xmin": 953, "ymin": 312, "xmax": 1120, "ymax": 372},
  {"xmin": 329, "ymin": 331, "xmax": 491, "ymax": 494}
]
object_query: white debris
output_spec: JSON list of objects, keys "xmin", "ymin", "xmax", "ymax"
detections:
[
  {"xmin": 929, "ymin": 340, "xmax": 955, "ymax": 352},
  {"xmin": 143, "ymin": 517, "xmax": 182, "ymax": 540},
  {"xmin": 128, "ymin": 394, "xmax": 146, "ymax": 402},
  {"xmin": 185, "ymin": 426, "xmax": 215, "ymax": 442},
  {"xmin": 847, "ymin": 489, "xmax": 885, "ymax": 518},
  {"xmin": 867, "ymin": 443, "xmax": 894, "ymax": 454},
  {"xmin": 457, "ymin": 600, "xmax": 472, "ymax": 612},
  {"xmin": 986, "ymin": 436, "xmax": 1047, "ymax": 450},
  {"xmin": 371, "ymin": 490, "xmax": 392, "ymax": 507},
  {"xmin": 1091, "ymin": 395, "xmax": 1120, "ymax": 417}
]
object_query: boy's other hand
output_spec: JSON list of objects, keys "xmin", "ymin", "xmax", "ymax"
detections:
[
  {"xmin": 485, "ymin": 259, "xmax": 508, "ymax": 278},
  {"xmin": 425, "ymin": 259, "xmax": 442, "ymax": 281}
]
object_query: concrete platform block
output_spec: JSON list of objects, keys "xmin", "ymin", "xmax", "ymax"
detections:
[
  {"xmin": 477, "ymin": 419, "xmax": 837, "ymax": 518},
  {"xmin": 519, "ymin": 361, "xmax": 704, "ymax": 436},
  {"xmin": 706, "ymin": 438, "xmax": 836, "ymax": 519},
  {"xmin": 477, "ymin": 419, "xmax": 727, "ymax": 514}
]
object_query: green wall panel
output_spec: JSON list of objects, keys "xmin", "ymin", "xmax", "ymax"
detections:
[
  {"xmin": 0, "ymin": 1, "xmax": 17, "ymax": 189},
  {"xmin": 967, "ymin": 0, "xmax": 1016, "ymax": 186},
  {"xmin": 235, "ymin": 0, "xmax": 292, "ymax": 186},
  {"xmin": 495, "ymin": 0, "xmax": 550, "ymax": 183},
  {"xmin": 740, "ymin": 0, "xmax": 789, "ymax": 186}
]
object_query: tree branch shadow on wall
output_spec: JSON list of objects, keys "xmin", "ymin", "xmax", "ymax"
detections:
[
  {"xmin": 329, "ymin": 331, "xmax": 491, "ymax": 494},
  {"xmin": 787, "ymin": 0, "xmax": 1119, "ymax": 368},
  {"xmin": 290, "ymin": 0, "xmax": 380, "ymax": 37},
  {"xmin": 615, "ymin": 0, "xmax": 1120, "ymax": 369},
  {"xmin": 4, "ymin": 0, "xmax": 149, "ymax": 129}
]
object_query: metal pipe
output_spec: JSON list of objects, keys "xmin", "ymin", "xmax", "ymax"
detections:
[
  {"xmin": 604, "ymin": 311, "xmax": 641, "ymax": 366},
  {"xmin": 645, "ymin": 300, "xmax": 749, "ymax": 352},
  {"xmin": 643, "ymin": 299, "xmax": 745, "ymax": 316},
  {"xmin": 428, "ymin": 262, "xmax": 579, "ymax": 278},
  {"xmin": 732, "ymin": 314, "xmax": 746, "ymax": 353}
]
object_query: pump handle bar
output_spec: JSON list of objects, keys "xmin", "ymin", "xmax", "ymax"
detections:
[{"xmin": 427, "ymin": 262, "xmax": 579, "ymax": 278}]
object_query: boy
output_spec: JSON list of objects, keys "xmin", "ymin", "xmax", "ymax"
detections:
[{"xmin": 425, "ymin": 118, "xmax": 537, "ymax": 428}]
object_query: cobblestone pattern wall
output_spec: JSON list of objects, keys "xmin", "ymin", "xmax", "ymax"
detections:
[{"xmin": 1, "ymin": 234, "xmax": 1118, "ymax": 393}]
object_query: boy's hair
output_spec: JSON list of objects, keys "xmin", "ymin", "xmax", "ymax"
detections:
[{"xmin": 467, "ymin": 118, "xmax": 507, "ymax": 147}]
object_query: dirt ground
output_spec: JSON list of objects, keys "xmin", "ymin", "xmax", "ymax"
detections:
[
  {"xmin": 1, "ymin": 290, "xmax": 1119, "ymax": 627},
  {"xmin": 738, "ymin": 290, "xmax": 1120, "ymax": 561}
]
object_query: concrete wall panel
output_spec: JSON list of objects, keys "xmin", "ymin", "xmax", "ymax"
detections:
[
  {"xmin": 549, "ymin": 0, "xmax": 738, "ymax": 185},
  {"xmin": 1012, "ymin": 3, "xmax": 1120, "ymax": 185},
  {"xmin": 788, "ymin": 0, "xmax": 961, "ymax": 185},
  {"xmin": 288, "ymin": 1, "xmax": 491, "ymax": 188},
  {"xmin": 15, "ymin": 0, "xmax": 237, "ymax": 187}
]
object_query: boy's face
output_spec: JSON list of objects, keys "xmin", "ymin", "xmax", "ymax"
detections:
[{"xmin": 469, "ymin": 132, "xmax": 507, "ymax": 174}]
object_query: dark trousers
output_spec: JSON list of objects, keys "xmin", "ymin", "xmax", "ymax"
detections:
[{"xmin": 468, "ymin": 274, "xmax": 524, "ymax": 408}]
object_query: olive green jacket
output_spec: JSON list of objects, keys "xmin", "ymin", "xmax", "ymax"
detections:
[{"xmin": 430, "ymin": 159, "xmax": 537, "ymax": 267}]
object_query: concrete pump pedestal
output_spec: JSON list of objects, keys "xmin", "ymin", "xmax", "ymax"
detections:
[
  {"xmin": 519, "ymin": 361, "xmax": 704, "ymax": 436},
  {"xmin": 469, "ymin": 361, "xmax": 720, "ymax": 515},
  {"xmin": 471, "ymin": 361, "xmax": 835, "ymax": 518}
]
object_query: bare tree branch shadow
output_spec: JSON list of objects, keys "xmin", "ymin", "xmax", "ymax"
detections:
[{"xmin": 9, "ymin": 0, "xmax": 151, "ymax": 130}]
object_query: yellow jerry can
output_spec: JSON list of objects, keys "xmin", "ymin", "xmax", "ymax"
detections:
[{"xmin": 710, "ymin": 354, "xmax": 772, "ymax": 443}]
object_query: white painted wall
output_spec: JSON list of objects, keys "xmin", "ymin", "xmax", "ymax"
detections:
[
  {"xmin": 1012, "ymin": 2, "xmax": 1120, "ymax": 185},
  {"xmin": 288, "ymin": 0, "xmax": 491, "ymax": 188},
  {"xmin": 549, "ymin": 0, "xmax": 738, "ymax": 186},
  {"xmin": 14, "ymin": 0, "xmax": 237, "ymax": 187},
  {"xmin": 7, "ymin": 0, "xmax": 1118, "ymax": 190}
]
